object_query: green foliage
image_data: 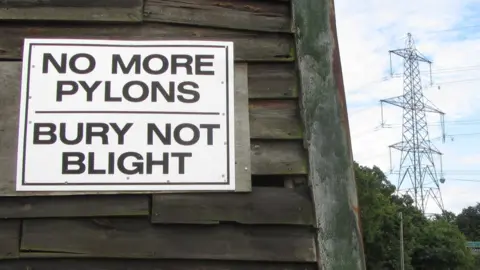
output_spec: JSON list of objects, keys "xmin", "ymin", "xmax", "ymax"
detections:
[
  {"xmin": 456, "ymin": 203, "xmax": 480, "ymax": 240},
  {"xmin": 435, "ymin": 210, "xmax": 457, "ymax": 224},
  {"xmin": 411, "ymin": 219, "xmax": 475, "ymax": 270},
  {"xmin": 474, "ymin": 254, "xmax": 480, "ymax": 268},
  {"xmin": 355, "ymin": 167, "xmax": 387, "ymax": 267},
  {"xmin": 354, "ymin": 162, "xmax": 475, "ymax": 269},
  {"xmin": 355, "ymin": 162, "xmax": 413, "ymax": 269}
]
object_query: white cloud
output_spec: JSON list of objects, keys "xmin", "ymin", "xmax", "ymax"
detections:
[
  {"xmin": 337, "ymin": 0, "xmax": 480, "ymax": 214},
  {"xmin": 459, "ymin": 154, "xmax": 480, "ymax": 165},
  {"xmin": 439, "ymin": 182, "xmax": 480, "ymax": 214}
]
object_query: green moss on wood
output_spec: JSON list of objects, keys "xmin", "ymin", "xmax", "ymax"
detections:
[
  {"xmin": 289, "ymin": 47, "xmax": 296, "ymax": 60},
  {"xmin": 291, "ymin": 84, "xmax": 299, "ymax": 98},
  {"xmin": 292, "ymin": 0, "xmax": 366, "ymax": 269}
]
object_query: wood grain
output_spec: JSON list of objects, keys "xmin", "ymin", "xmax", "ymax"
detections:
[
  {"xmin": 0, "ymin": 62, "xmax": 306, "ymax": 196},
  {"xmin": 234, "ymin": 63, "xmax": 252, "ymax": 191},
  {"xmin": 0, "ymin": 259, "xmax": 317, "ymax": 270},
  {"xmin": 144, "ymin": 0, "xmax": 291, "ymax": 33},
  {"xmin": 292, "ymin": 0, "xmax": 367, "ymax": 268},
  {"xmin": 0, "ymin": 23, "xmax": 293, "ymax": 61},
  {"xmin": 250, "ymin": 100, "xmax": 303, "ymax": 139},
  {"xmin": 248, "ymin": 63, "xmax": 298, "ymax": 99},
  {"xmin": 0, "ymin": 0, "xmax": 143, "ymax": 22},
  {"xmin": 0, "ymin": 195, "xmax": 148, "ymax": 218},
  {"xmin": 0, "ymin": 220, "xmax": 20, "ymax": 259},
  {"xmin": 0, "ymin": 61, "xmax": 21, "ymax": 196},
  {"xmin": 21, "ymin": 218, "xmax": 317, "ymax": 262},
  {"xmin": 251, "ymin": 140, "xmax": 307, "ymax": 175},
  {"xmin": 151, "ymin": 186, "xmax": 313, "ymax": 225}
]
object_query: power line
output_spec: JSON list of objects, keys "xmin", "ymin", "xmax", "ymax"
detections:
[
  {"xmin": 436, "ymin": 77, "xmax": 480, "ymax": 85},
  {"xmin": 444, "ymin": 170, "xmax": 480, "ymax": 172},
  {"xmin": 419, "ymin": 64, "xmax": 480, "ymax": 74},
  {"xmin": 386, "ymin": 121, "xmax": 480, "ymax": 127},
  {"xmin": 354, "ymin": 123, "xmax": 480, "ymax": 137},
  {"xmin": 439, "ymin": 120, "xmax": 480, "ymax": 124},
  {"xmin": 394, "ymin": 75, "xmax": 480, "ymax": 85},
  {"xmin": 445, "ymin": 172, "xmax": 480, "ymax": 175},
  {"xmin": 425, "ymin": 64, "xmax": 480, "ymax": 72},
  {"xmin": 434, "ymin": 132, "xmax": 480, "ymax": 141},
  {"xmin": 443, "ymin": 132, "xmax": 480, "ymax": 136},
  {"xmin": 424, "ymin": 24, "xmax": 480, "ymax": 34},
  {"xmin": 447, "ymin": 178, "xmax": 480, "ymax": 183},
  {"xmin": 348, "ymin": 66, "xmax": 480, "ymax": 92}
]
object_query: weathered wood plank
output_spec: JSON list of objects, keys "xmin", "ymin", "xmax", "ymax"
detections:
[
  {"xmin": 0, "ymin": 259, "xmax": 317, "ymax": 270},
  {"xmin": 250, "ymin": 100, "xmax": 302, "ymax": 139},
  {"xmin": 251, "ymin": 140, "xmax": 307, "ymax": 175},
  {"xmin": 0, "ymin": 0, "xmax": 143, "ymax": 22},
  {"xmin": 144, "ymin": 0, "xmax": 291, "ymax": 33},
  {"xmin": 151, "ymin": 186, "xmax": 313, "ymax": 225},
  {"xmin": 248, "ymin": 63, "xmax": 298, "ymax": 99},
  {"xmin": 21, "ymin": 219, "xmax": 316, "ymax": 262},
  {"xmin": 234, "ymin": 63, "xmax": 252, "ymax": 191},
  {"xmin": 0, "ymin": 220, "xmax": 20, "ymax": 259},
  {"xmin": 0, "ymin": 61, "xmax": 21, "ymax": 197},
  {"xmin": 0, "ymin": 195, "xmax": 148, "ymax": 218},
  {"xmin": 0, "ymin": 23, "xmax": 293, "ymax": 61},
  {"xmin": 292, "ymin": 0, "xmax": 366, "ymax": 268}
]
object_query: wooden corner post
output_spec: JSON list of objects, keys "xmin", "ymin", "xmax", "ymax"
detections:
[{"xmin": 291, "ymin": 0, "xmax": 367, "ymax": 269}]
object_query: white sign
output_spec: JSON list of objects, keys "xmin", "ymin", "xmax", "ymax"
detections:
[{"xmin": 16, "ymin": 38, "xmax": 235, "ymax": 192}]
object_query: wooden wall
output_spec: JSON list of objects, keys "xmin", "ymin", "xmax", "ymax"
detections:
[{"xmin": 0, "ymin": 0, "xmax": 318, "ymax": 269}]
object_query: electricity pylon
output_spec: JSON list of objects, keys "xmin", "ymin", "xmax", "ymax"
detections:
[{"xmin": 380, "ymin": 33, "xmax": 446, "ymax": 214}]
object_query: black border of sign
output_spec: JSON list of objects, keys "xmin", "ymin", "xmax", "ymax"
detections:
[{"xmin": 21, "ymin": 43, "xmax": 231, "ymax": 187}]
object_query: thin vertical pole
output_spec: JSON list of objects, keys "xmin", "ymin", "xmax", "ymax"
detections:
[{"xmin": 400, "ymin": 212, "xmax": 405, "ymax": 270}]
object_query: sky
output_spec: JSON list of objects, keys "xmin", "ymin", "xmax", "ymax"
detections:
[{"xmin": 335, "ymin": 0, "xmax": 480, "ymax": 214}]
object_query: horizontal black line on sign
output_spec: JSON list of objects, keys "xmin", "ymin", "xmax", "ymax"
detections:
[
  {"xmin": 22, "ymin": 181, "xmax": 229, "ymax": 186},
  {"xmin": 34, "ymin": 111, "xmax": 221, "ymax": 115}
]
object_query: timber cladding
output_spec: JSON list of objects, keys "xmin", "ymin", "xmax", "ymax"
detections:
[{"xmin": 0, "ymin": 0, "xmax": 317, "ymax": 269}]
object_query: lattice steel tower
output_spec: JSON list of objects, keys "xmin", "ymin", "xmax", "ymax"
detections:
[{"xmin": 380, "ymin": 33, "xmax": 446, "ymax": 214}]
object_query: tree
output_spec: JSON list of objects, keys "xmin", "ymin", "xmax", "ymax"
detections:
[
  {"xmin": 474, "ymin": 254, "xmax": 480, "ymax": 269},
  {"xmin": 456, "ymin": 203, "xmax": 480, "ymax": 269},
  {"xmin": 355, "ymin": 162, "xmax": 416, "ymax": 269},
  {"xmin": 456, "ymin": 203, "xmax": 480, "ymax": 240},
  {"xmin": 354, "ymin": 162, "xmax": 476, "ymax": 269},
  {"xmin": 433, "ymin": 210, "xmax": 457, "ymax": 224},
  {"xmin": 411, "ymin": 219, "xmax": 475, "ymax": 270}
]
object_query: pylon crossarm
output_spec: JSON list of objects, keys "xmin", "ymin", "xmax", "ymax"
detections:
[
  {"xmin": 380, "ymin": 96, "xmax": 406, "ymax": 109},
  {"xmin": 414, "ymin": 50, "xmax": 432, "ymax": 64},
  {"xmin": 389, "ymin": 49, "xmax": 410, "ymax": 59}
]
